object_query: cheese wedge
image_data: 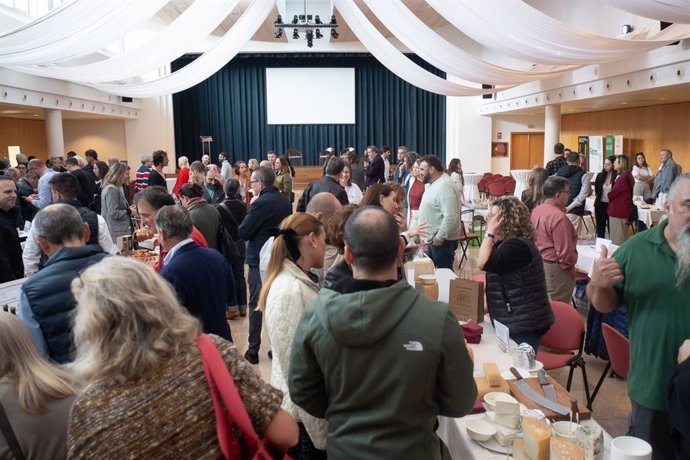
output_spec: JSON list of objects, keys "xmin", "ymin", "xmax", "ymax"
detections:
[
  {"xmin": 483, "ymin": 412, "xmax": 519, "ymax": 445},
  {"xmin": 494, "ymin": 392, "xmax": 520, "ymax": 415},
  {"xmin": 512, "ymin": 439, "xmax": 529, "ymax": 460},
  {"xmin": 551, "ymin": 437, "xmax": 585, "ymax": 460},
  {"xmin": 523, "ymin": 416, "xmax": 550, "ymax": 460},
  {"xmin": 576, "ymin": 424, "xmax": 604, "ymax": 460},
  {"xmin": 483, "ymin": 362, "xmax": 502, "ymax": 387},
  {"xmin": 484, "ymin": 410, "xmax": 520, "ymax": 430}
]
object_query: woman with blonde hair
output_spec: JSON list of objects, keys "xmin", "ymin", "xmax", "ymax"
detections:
[
  {"xmin": 477, "ymin": 196, "xmax": 554, "ymax": 350},
  {"xmin": 0, "ymin": 313, "xmax": 75, "ymax": 459},
  {"xmin": 100, "ymin": 161, "xmax": 132, "ymax": 241},
  {"xmin": 260, "ymin": 213, "xmax": 328, "ymax": 459},
  {"xmin": 172, "ymin": 155, "xmax": 190, "ymax": 197},
  {"xmin": 67, "ymin": 257, "xmax": 298, "ymax": 458}
]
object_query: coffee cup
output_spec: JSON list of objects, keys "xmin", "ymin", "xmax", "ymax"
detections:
[{"xmin": 610, "ymin": 436, "xmax": 652, "ymax": 460}]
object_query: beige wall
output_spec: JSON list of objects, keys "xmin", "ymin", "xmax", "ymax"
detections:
[{"xmin": 63, "ymin": 119, "xmax": 127, "ymax": 162}]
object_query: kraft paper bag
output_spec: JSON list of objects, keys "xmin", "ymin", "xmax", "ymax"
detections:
[{"xmin": 448, "ymin": 278, "xmax": 484, "ymax": 323}]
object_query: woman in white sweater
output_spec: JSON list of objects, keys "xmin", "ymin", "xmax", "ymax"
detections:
[{"xmin": 259, "ymin": 213, "xmax": 327, "ymax": 459}]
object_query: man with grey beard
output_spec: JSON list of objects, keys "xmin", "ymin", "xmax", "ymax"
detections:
[{"xmin": 588, "ymin": 173, "xmax": 690, "ymax": 460}]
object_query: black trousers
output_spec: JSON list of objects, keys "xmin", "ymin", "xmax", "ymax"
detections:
[{"xmin": 594, "ymin": 201, "xmax": 609, "ymax": 238}]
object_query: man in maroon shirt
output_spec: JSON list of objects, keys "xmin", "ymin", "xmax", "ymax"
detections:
[{"xmin": 530, "ymin": 176, "xmax": 578, "ymax": 303}]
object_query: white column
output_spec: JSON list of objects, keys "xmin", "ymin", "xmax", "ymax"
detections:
[
  {"xmin": 44, "ymin": 109, "xmax": 65, "ymax": 158},
  {"xmin": 544, "ymin": 104, "xmax": 561, "ymax": 165}
]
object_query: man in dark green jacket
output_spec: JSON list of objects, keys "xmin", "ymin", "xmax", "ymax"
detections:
[{"xmin": 289, "ymin": 206, "xmax": 476, "ymax": 459}]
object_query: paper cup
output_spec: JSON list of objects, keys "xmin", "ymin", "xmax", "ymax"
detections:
[{"xmin": 610, "ymin": 436, "xmax": 652, "ymax": 460}]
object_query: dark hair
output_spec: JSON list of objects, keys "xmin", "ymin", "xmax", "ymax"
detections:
[
  {"xmin": 381, "ymin": 145, "xmax": 391, "ymax": 154},
  {"xmin": 233, "ymin": 160, "xmax": 247, "ymax": 176},
  {"xmin": 189, "ymin": 161, "xmax": 206, "ymax": 174},
  {"xmin": 448, "ymin": 158, "xmax": 461, "ymax": 174},
  {"xmin": 224, "ymin": 178, "xmax": 240, "ymax": 198},
  {"xmin": 65, "ymin": 157, "xmax": 80, "ymax": 167},
  {"xmin": 345, "ymin": 206, "xmax": 399, "ymax": 272},
  {"xmin": 543, "ymin": 176, "xmax": 570, "ymax": 199},
  {"xmin": 138, "ymin": 185, "xmax": 175, "ymax": 210},
  {"xmin": 346, "ymin": 151, "xmax": 360, "ymax": 165},
  {"xmin": 49, "ymin": 172, "xmax": 79, "ymax": 199},
  {"xmin": 554, "ymin": 143, "xmax": 565, "ymax": 155},
  {"xmin": 635, "ymin": 152, "xmax": 649, "ymax": 168},
  {"xmin": 152, "ymin": 150, "xmax": 167, "ymax": 167},
  {"xmin": 325, "ymin": 156, "xmax": 345, "ymax": 176},
  {"xmin": 327, "ymin": 205, "xmax": 359, "ymax": 253},
  {"xmin": 94, "ymin": 161, "xmax": 109, "ymax": 179},
  {"xmin": 361, "ymin": 183, "xmax": 395, "ymax": 208},
  {"xmin": 66, "ymin": 151, "xmax": 77, "ymax": 158},
  {"xmin": 0, "ymin": 158, "xmax": 9, "ymax": 171},
  {"xmin": 421, "ymin": 155, "xmax": 444, "ymax": 173},
  {"xmin": 155, "ymin": 205, "xmax": 193, "ymax": 240},
  {"xmin": 178, "ymin": 183, "xmax": 204, "ymax": 199},
  {"xmin": 603, "ymin": 155, "xmax": 616, "ymax": 172},
  {"xmin": 253, "ymin": 166, "xmax": 275, "ymax": 184},
  {"xmin": 405, "ymin": 152, "xmax": 419, "ymax": 168},
  {"xmin": 566, "ymin": 152, "xmax": 580, "ymax": 164},
  {"xmin": 84, "ymin": 149, "xmax": 98, "ymax": 160}
]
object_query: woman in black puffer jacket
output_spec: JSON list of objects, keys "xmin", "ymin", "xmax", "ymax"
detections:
[{"xmin": 477, "ymin": 196, "xmax": 554, "ymax": 351}]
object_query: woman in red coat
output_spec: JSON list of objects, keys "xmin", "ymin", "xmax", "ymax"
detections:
[
  {"xmin": 607, "ymin": 155, "xmax": 634, "ymax": 245},
  {"xmin": 173, "ymin": 156, "xmax": 190, "ymax": 198}
]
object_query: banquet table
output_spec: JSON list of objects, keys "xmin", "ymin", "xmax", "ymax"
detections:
[
  {"xmin": 464, "ymin": 173, "xmax": 483, "ymax": 203},
  {"xmin": 166, "ymin": 177, "xmax": 176, "ymax": 193},
  {"xmin": 510, "ymin": 169, "xmax": 532, "ymax": 198},
  {"xmin": 636, "ymin": 204, "xmax": 666, "ymax": 227},
  {"xmin": 405, "ymin": 268, "xmax": 613, "ymax": 459},
  {"xmin": 576, "ymin": 241, "xmax": 618, "ymax": 276}
]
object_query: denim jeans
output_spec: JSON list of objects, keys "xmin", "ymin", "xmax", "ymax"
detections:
[
  {"xmin": 247, "ymin": 264, "xmax": 263, "ymax": 354},
  {"xmin": 428, "ymin": 239, "xmax": 458, "ymax": 270},
  {"xmin": 510, "ymin": 331, "xmax": 544, "ymax": 353},
  {"xmin": 629, "ymin": 400, "xmax": 675, "ymax": 460}
]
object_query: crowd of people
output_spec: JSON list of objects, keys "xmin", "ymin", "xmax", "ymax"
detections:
[{"xmin": 1, "ymin": 142, "xmax": 689, "ymax": 460}]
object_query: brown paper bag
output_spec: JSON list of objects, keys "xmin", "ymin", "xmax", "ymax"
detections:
[{"xmin": 448, "ymin": 278, "xmax": 484, "ymax": 323}]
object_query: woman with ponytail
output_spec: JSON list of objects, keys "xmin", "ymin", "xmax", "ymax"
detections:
[
  {"xmin": 0, "ymin": 313, "xmax": 75, "ymax": 459},
  {"xmin": 259, "ymin": 213, "xmax": 328, "ymax": 459}
]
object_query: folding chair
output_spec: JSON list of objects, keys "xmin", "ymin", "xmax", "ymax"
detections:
[
  {"xmin": 589, "ymin": 323, "xmax": 629, "ymax": 406},
  {"xmin": 458, "ymin": 221, "xmax": 480, "ymax": 267}
]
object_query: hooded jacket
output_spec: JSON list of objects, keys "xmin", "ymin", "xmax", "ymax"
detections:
[
  {"xmin": 288, "ymin": 278, "xmax": 476, "ymax": 460},
  {"xmin": 556, "ymin": 164, "xmax": 585, "ymax": 216}
]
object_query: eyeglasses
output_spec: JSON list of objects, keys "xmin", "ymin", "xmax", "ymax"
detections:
[{"xmin": 250, "ymin": 179, "xmax": 259, "ymax": 184}]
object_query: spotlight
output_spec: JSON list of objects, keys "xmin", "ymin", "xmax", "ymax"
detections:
[
  {"xmin": 306, "ymin": 30, "xmax": 314, "ymax": 48},
  {"xmin": 330, "ymin": 15, "xmax": 337, "ymax": 25},
  {"xmin": 315, "ymin": 15, "xmax": 322, "ymax": 25},
  {"xmin": 291, "ymin": 15, "xmax": 298, "ymax": 24},
  {"xmin": 330, "ymin": 28, "xmax": 339, "ymax": 39},
  {"xmin": 274, "ymin": 14, "xmax": 283, "ymax": 25},
  {"xmin": 315, "ymin": 28, "xmax": 323, "ymax": 39},
  {"xmin": 292, "ymin": 28, "xmax": 299, "ymax": 39},
  {"xmin": 274, "ymin": 28, "xmax": 283, "ymax": 39}
]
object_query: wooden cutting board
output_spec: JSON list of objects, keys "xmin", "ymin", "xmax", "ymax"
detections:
[{"xmin": 508, "ymin": 376, "xmax": 591, "ymax": 421}]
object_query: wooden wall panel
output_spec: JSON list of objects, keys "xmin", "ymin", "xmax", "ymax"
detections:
[
  {"xmin": 561, "ymin": 102, "xmax": 690, "ymax": 172},
  {"xmin": 0, "ymin": 118, "xmax": 47, "ymax": 160}
]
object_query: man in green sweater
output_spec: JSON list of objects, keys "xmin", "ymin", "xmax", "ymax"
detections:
[
  {"xmin": 418, "ymin": 155, "xmax": 462, "ymax": 269},
  {"xmin": 289, "ymin": 206, "xmax": 476, "ymax": 459}
]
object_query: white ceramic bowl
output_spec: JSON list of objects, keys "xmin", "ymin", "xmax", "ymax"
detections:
[
  {"xmin": 466, "ymin": 418, "xmax": 497, "ymax": 442},
  {"xmin": 552, "ymin": 421, "xmax": 580, "ymax": 441},
  {"xmin": 482, "ymin": 391, "xmax": 505, "ymax": 411}
]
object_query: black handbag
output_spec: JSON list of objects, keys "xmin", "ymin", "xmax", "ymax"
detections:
[{"xmin": 216, "ymin": 203, "xmax": 242, "ymax": 261}]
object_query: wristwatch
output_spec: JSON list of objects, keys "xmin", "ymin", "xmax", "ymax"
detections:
[{"xmin": 486, "ymin": 233, "xmax": 495, "ymax": 240}]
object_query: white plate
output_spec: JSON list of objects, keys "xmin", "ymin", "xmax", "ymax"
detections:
[
  {"xmin": 476, "ymin": 437, "xmax": 511, "ymax": 454},
  {"xmin": 484, "ymin": 456, "xmax": 513, "ymax": 460},
  {"xmin": 514, "ymin": 360, "xmax": 544, "ymax": 374}
]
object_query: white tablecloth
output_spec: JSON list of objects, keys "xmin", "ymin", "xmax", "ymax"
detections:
[
  {"xmin": 585, "ymin": 196, "xmax": 595, "ymax": 214},
  {"xmin": 464, "ymin": 173, "xmax": 483, "ymax": 203},
  {"xmin": 510, "ymin": 169, "xmax": 532, "ymax": 198},
  {"xmin": 405, "ymin": 268, "xmax": 612, "ymax": 458},
  {"xmin": 166, "ymin": 177, "xmax": 176, "ymax": 193},
  {"xmin": 637, "ymin": 205, "xmax": 666, "ymax": 227}
]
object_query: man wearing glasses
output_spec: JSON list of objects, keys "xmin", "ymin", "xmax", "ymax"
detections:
[
  {"xmin": 238, "ymin": 166, "xmax": 291, "ymax": 364},
  {"xmin": 530, "ymin": 176, "xmax": 578, "ymax": 303}
]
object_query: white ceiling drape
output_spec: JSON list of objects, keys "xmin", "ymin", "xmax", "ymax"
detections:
[
  {"xmin": 428, "ymin": 0, "xmax": 690, "ymax": 65},
  {"xmin": 0, "ymin": 0, "xmax": 169, "ymax": 65},
  {"xmin": 597, "ymin": 0, "xmax": 690, "ymax": 23},
  {"xmin": 332, "ymin": 0, "xmax": 496, "ymax": 96},
  {"xmin": 10, "ymin": 0, "xmax": 242, "ymax": 82},
  {"xmin": 85, "ymin": 0, "xmax": 274, "ymax": 97},
  {"xmin": 364, "ymin": 0, "xmax": 578, "ymax": 86}
]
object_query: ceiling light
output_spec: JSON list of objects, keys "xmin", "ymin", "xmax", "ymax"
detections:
[{"xmin": 274, "ymin": 12, "xmax": 339, "ymax": 45}]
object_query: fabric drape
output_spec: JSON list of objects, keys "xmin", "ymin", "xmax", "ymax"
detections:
[{"xmin": 172, "ymin": 53, "xmax": 446, "ymax": 165}]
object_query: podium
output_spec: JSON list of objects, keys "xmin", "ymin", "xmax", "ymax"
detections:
[{"xmin": 200, "ymin": 136, "xmax": 213, "ymax": 157}]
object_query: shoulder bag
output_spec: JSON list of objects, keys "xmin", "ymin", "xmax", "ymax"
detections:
[
  {"xmin": 196, "ymin": 334, "xmax": 290, "ymax": 460},
  {"xmin": 0, "ymin": 400, "xmax": 26, "ymax": 460}
]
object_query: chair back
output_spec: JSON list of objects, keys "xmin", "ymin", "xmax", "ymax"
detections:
[
  {"xmin": 602, "ymin": 323, "xmax": 630, "ymax": 379},
  {"xmin": 459, "ymin": 221, "xmax": 470, "ymax": 239},
  {"xmin": 487, "ymin": 181, "xmax": 507, "ymax": 197},
  {"xmin": 540, "ymin": 300, "xmax": 584, "ymax": 352},
  {"xmin": 504, "ymin": 179, "xmax": 516, "ymax": 194}
]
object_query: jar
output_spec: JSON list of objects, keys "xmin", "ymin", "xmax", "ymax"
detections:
[{"xmin": 417, "ymin": 274, "xmax": 439, "ymax": 300}]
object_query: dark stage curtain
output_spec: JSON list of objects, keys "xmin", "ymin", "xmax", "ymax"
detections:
[{"xmin": 172, "ymin": 53, "xmax": 446, "ymax": 166}]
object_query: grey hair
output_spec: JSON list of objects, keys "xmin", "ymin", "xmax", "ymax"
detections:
[
  {"xmin": 253, "ymin": 166, "xmax": 275, "ymax": 184},
  {"xmin": 3, "ymin": 168, "xmax": 19, "ymax": 179},
  {"xmin": 325, "ymin": 156, "xmax": 345, "ymax": 176},
  {"xmin": 543, "ymin": 176, "xmax": 570, "ymax": 199},
  {"xmin": 154, "ymin": 205, "xmax": 193, "ymax": 240},
  {"xmin": 33, "ymin": 204, "xmax": 84, "ymax": 245},
  {"xmin": 140, "ymin": 153, "xmax": 153, "ymax": 164},
  {"xmin": 668, "ymin": 173, "xmax": 690, "ymax": 204}
]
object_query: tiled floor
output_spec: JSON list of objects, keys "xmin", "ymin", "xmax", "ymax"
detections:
[{"xmin": 228, "ymin": 242, "xmax": 631, "ymax": 439}]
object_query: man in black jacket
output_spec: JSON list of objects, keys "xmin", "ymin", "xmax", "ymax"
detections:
[
  {"xmin": 296, "ymin": 156, "xmax": 349, "ymax": 212},
  {"xmin": 365, "ymin": 145, "xmax": 385, "ymax": 188},
  {"xmin": 65, "ymin": 156, "xmax": 98, "ymax": 209},
  {"xmin": 0, "ymin": 177, "xmax": 23, "ymax": 282},
  {"xmin": 17, "ymin": 204, "xmax": 108, "ymax": 363},
  {"xmin": 238, "ymin": 166, "xmax": 291, "ymax": 364}
]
